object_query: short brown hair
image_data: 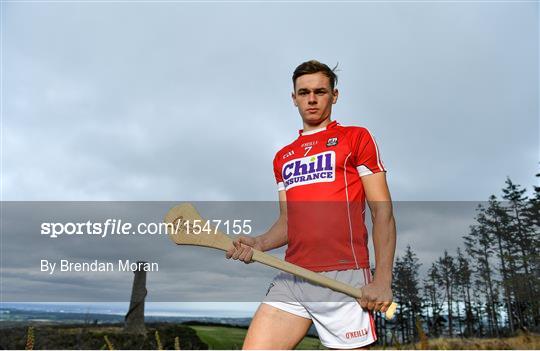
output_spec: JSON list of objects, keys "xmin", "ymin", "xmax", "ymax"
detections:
[{"xmin": 292, "ymin": 60, "xmax": 339, "ymax": 90}]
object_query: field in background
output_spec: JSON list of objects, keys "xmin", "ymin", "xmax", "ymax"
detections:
[{"xmin": 188, "ymin": 324, "xmax": 323, "ymax": 350}]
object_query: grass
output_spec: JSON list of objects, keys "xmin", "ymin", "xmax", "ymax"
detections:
[
  {"xmin": 0, "ymin": 323, "xmax": 205, "ymax": 350},
  {"xmin": 6, "ymin": 322, "xmax": 540, "ymax": 350},
  {"xmin": 188, "ymin": 325, "xmax": 324, "ymax": 350},
  {"xmin": 390, "ymin": 332, "xmax": 540, "ymax": 350}
]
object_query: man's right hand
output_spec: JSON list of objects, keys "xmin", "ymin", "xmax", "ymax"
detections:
[{"xmin": 225, "ymin": 235, "xmax": 263, "ymax": 263}]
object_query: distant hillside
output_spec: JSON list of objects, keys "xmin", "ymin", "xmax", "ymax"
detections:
[
  {"xmin": 0, "ymin": 307, "xmax": 252, "ymax": 328},
  {"xmin": 0, "ymin": 307, "xmax": 320, "ymax": 338}
]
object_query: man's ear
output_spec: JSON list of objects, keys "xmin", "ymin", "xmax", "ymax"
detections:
[
  {"xmin": 332, "ymin": 89, "xmax": 339, "ymax": 104},
  {"xmin": 291, "ymin": 92, "xmax": 297, "ymax": 106}
]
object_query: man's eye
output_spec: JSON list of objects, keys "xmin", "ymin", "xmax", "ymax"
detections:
[
  {"xmin": 299, "ymin": 92, "xmax": 308, "ymax": 96},
  {"xmin": 316, "ymin": 91, "xmax": 327, "ymax": 95}
]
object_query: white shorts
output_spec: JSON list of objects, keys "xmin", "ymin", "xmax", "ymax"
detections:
[{"xmin": 262, "ymin": 268, "xmax": 377, "ymax": 349}]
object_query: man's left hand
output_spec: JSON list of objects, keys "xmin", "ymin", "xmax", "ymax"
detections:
[{"xmin": 357, "ymin": 282, "xmax": 393, "ymax": 313}]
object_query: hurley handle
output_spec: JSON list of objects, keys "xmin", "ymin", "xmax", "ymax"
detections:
[{"xmin": 165, "ymin": 203, "xmax": 397, "ymax": 320}]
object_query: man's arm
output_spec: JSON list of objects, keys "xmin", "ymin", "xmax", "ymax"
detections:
[
  {"xmin": 226, "ymin": 191, "xmax": 288, "ymax": 262},
  {"xmin": 359, "ymin": 172, "xmax": 397, "ymax": 313}
]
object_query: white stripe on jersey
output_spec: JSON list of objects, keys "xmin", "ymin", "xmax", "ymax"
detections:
[{"xmin": 356, "ymin": 165, "xmax": 373, "ymax": 177}]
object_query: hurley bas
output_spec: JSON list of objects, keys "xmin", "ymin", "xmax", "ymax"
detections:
[{"xmin": 40, "ymin": 259, "xmax": 158, "ymax": 275}]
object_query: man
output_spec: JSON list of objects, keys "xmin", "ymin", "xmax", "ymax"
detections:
[{"xmin": 226, "ymin": 60, "xmax": 396, "ymax": 349}]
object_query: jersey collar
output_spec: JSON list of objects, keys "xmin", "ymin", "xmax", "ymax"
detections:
[{"xmin": 299, "ymin": 120, "xmax": 339, "ymax": 136}]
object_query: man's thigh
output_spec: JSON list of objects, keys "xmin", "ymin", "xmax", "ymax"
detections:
[{"xmin": 243, "ymin": 303, "xmax": 313, "ymax": 350}]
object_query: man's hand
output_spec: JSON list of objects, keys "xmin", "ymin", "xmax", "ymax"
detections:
[
  {"xmin": 225, "ymin": 235, "xmax": 263, "ymax": 263},
  {"xmin": 357, "ymin": 281, "xmax": 393, "ymax": 313}
]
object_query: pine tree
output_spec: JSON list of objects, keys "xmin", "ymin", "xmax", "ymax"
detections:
[
  {"xmin": 464, "ymin": 206, "xmax": 500, "ymax": 337},
  {"xmin": 482, "ymin": 194, "xmax": 517, "ymax": 333},
  {"xmin": 456, "ymin": 247, "xmax": 474, "ymax": 336},
  {"xmin": 435, "ymin": 250, "xmax": 456, "ymax": 336},
  {"xmin": 522, "ymin": 173, "xmax": 540, "ymax": 328},
  {"xmin": 423, "ymin": 263, "xmax": 444, "ymax": 337},
  {"xmin": 392, "ymin": 246, "xmax": 422, "ymax": 343},
  {"xmin": 502, "ymin": 178, "xmax": 538, "ymax": 329},
  {"xmin": 393, "ymin": 256, "xmax": 408, "ymax": 343}
]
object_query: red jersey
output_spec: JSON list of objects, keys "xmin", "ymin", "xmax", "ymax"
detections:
[{"xmin": 273, "ymin": 120, "xmax": 386, "ymax": 272}]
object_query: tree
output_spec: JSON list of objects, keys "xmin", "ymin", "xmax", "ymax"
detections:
[
  {"xmin": 464, "ymin": 207, "xmax": 500, "ymax": 337},
  {"xmin": 392, "ymin": 245, "xmax": 422, "ymax": 343},
  {"xmin": 423, "ymin": 263, "xmax": 445, "ymax": 337},
  {"xmin": 456, "ymin": 247, "xmax": 474, "ymax": 336},
  {"xmin": 502, "ymin": 178, "xmax": 539, "ymax": 329},
  {"xmin": 483, "ymin": 195, "xmax": 515, "ymax": 333},
  {"xmin": 522, "ymin": 173, "xmax": 540, "ymax": 329},
  {"xmin": 435, "ymin": 250, "xmax": 456, "ymax": 337}
]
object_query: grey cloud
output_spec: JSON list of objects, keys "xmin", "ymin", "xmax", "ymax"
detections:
[{"xmin": 4, "ymin": 3, "xmax": 537, "ymax": 202}]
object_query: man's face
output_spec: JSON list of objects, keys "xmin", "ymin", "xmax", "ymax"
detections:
[{"xmin": 292, "ymin": 72, "xmax": 339, "ymax": 126}]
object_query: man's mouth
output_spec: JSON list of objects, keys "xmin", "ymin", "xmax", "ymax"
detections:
[{"xmin": 306, "ymin": 108, "xmax": 319, "ymax": 113}]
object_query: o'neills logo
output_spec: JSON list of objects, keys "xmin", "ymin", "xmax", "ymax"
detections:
[
  {"xmin": 345, "ymin": 328, "xmax": 368, "ymax": 339},
  {"xmin": 282, "ymin": 151, "xmax": 335, "ymax": 189}
]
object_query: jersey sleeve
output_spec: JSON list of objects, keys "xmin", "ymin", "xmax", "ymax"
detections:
[
  {"xmin": 352, "ymin": 128, "xmax": 387, "ymax": 177},
  {"xmin": 273, "ymin": 153, "xmax": 286, "ymax": 191}
]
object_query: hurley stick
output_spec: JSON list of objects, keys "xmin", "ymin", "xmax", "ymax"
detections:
[{"xmin": 164, "ymin": 203, "xmax": 397, "ymax": 320}]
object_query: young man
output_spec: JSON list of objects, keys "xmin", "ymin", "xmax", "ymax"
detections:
[{"xmin": 226, "ymin": 60, "xmax": 396, "ymax": 349}]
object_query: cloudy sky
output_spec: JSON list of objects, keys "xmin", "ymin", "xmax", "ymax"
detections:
[{"xmin": 2, "ymin": 1, "xmax": 538, "ymax": 315}]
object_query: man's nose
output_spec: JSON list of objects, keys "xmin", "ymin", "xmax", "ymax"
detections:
[{"xmin": 308, "ymin": 93, "xmax": 317, "ymax": 104}]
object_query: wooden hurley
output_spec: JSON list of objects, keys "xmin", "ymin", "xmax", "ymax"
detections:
[{"xmin": 164, "ymin": 203, "xmax": 397, "ymax": 320}]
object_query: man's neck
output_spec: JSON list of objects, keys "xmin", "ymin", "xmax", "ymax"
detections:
[{"xmin": 303, "ymin": 118, "xmax": 332, "ymax": 133}]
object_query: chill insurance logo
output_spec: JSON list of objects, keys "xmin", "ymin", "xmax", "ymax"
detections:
[{"xmin": 282, "ymin": 151, "xmax": 336, "ymax": 189}]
